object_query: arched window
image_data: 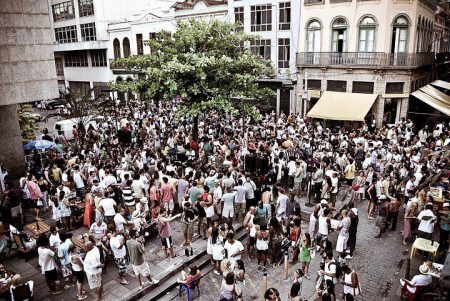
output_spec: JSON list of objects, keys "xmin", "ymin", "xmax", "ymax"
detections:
[
  {"xmin": 123, "ymin": 37, "xmax": 131, "ymax": 58},
  {"xmin": 113, "ymin": 38, "xmax": 121, "ymax": 59},
  {"xmin": 358, "ymin": 16, "xmax": 376, "ymax": 52},
  {"xmin": 306, "ymin": 19, "xmax": 321, "ymax": 53},
  {"xmin": 331, "ymin": 17, "xmax": 348, "ymax": 53},
  {"xmin": 391, "ymin": 15, "xmax": 409, "ymax": 53}
]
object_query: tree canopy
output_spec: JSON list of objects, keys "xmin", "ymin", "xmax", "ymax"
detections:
[{"xmin": 110, "ymin": 19, "xmax": 275, "ymax": 125}]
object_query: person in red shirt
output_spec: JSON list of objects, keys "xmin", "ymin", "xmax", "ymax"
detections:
[
  {"xmin": 160, "ymin": 177, "xmax": 175, "ymax": 214},
  {"xmin": 177, "ymin": 264, "xmax": 201, "ymax": 288}
]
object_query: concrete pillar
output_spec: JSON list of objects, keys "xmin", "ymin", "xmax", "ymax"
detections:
[{"xmin": 0, "ymin": 105, "xmax": 26, "ymax": 179}]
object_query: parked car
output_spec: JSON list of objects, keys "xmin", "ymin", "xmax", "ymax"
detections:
[{"xmin": 36, "ymin": 98, "xmax": 67, "ymax": 110}]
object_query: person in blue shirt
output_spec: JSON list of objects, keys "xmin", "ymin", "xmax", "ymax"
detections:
[{"xmin": 58, "ymin": 232, "xmax": 75, "ymax": 289}]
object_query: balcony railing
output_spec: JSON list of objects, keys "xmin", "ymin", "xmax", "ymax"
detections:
[
  {"xmin": 304, "ymin": 0, "xmax": 324, "ymax": 4},
  {"xmin": 296, "ymin": 52, "xmax": 434, "ymax": 69}
]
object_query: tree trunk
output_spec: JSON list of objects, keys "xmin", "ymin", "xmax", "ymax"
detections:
[{"xmin": 193, "ymin": 116, "xmax": 199, "ymax": 141}]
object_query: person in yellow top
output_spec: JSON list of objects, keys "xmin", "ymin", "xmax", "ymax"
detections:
[{"xmin": 344, "ymin": 159, "xmax": 356, "ymax": 197}]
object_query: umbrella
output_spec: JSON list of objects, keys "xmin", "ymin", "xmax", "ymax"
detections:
[{"xmin": 23, "ymin": 139, "xmax": 56, "ymax": 150}]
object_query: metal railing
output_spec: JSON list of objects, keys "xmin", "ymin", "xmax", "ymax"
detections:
[
  {"xmin": 304, "ymin": 0, "xmax": 324, "ymax": 4},
  {"xmin": 296, "ymin": 52, "xmax": 434, "ymax": 68}
]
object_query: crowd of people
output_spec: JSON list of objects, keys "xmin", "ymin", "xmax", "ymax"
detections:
[{"xmin": 0, "ymin": 98, "xmax": 449, "ymax": 301}]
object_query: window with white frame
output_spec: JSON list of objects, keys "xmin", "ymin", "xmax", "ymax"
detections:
[
  {"xmin": 78, "ymin": 0, "xmax": 94, "ymax": 17},
  {"xmin": 331, "ymin": 17, "xmax": 347, "ymax": 53},
  {"xmin": 55, "ymin": 57, "xmax": 64, "ymax": 76},
  {"xmin": 80, "ymin": 22, "xmax": 96, "ymax": 41},
  {"xmin": 91, "ymin": 50, "xmax": 107, "ymax": 67},
  {"xmin": 250, "ymin": 39, "xmax": 271, "ymax": 60},
  {"xmin": 251, "ymin": 5, "xmax": 272, "ymax": 32},
  {"xmin": 278, "ymin": 38, "xmax": 290, "ymax": 68},
  {"xmin": 358, "ymin": 16, "xmax": 376, "ymax": 52},
  {"xmin": 306, "ymin": 20, "xmax": 321, "ymax": 52},
  {"xmin": 54, "ymin": 26, "xmax": 78, "ymax": 43},
  {"xmin": 279, "ymin": 2, "xmax": 291, "ymax": 30},
  {"xmin": 52, "ymin": 1, "xmax": 75, "ymax": 22},
  {"xmin": 234, "ymin": 7, "xmax": 244, "ymax": 30},
  {"xmin": 392, "ymin": 15, "xmax": 409, "ymax": 53}
]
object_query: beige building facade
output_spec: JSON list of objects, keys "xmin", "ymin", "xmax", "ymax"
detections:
[
  {"xmin": 296, "ymin": 0, "xmax": 450, "ymax": 125},
  {"xmin": 1, "ymin": 0, "xmax": 59, "ymax": 178}
]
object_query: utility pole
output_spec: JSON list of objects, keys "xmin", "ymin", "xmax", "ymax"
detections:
[{"xmin": 302, "ymin": 68, "xmax": 308, "ymax": 118}]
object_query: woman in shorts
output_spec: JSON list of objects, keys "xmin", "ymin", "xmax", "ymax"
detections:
[
  {"xmin": 69, "ymin": 244, "xmax": 88, "ymax": 300},
  {"xmin": 256, "ymin": 224, "xmax": 269, "ymax": 270}
]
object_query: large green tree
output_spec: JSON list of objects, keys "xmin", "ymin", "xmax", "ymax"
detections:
[{"xmin": 110, "ymin": 19, "xmax": 274, "ymax": 138}]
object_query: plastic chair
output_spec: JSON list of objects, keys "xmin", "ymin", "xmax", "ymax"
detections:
[
  {"xmin": 179, "ymin": 276, "xmax": 202, "ymax": 301},
  {"xmin": 11, "ymin": 282, "xmax": 33, "ymax": 301},
  {"xmin": 400, "ymin": 279, "xmax": 427, "ymax": 301}
]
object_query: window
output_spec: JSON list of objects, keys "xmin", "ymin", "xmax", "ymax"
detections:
[
  {"xmin": 307, "ymin": 79, "xmax": 321, "ymax": 90},
  {"xmin": 278, "ymin": 38, "xmax": 290, "ymax": 68},
  {"xmin": 251, "ymin": 5, "xmax": 272, "ymax": 32},
  {"xmin": 80, "ymin": 23, "xmax": 96, "ymax": 41},
  {"xmin": 352, "ymin": 81, "xmax": 374, "ymax": 93},
  {"xmin": 386, "ymin": 82, "xmax": 404, "ymax": 94},
  {"xmin": 136, "ymin": 34, "xmax": 143, "ymax": 55},
  {"xmin": 123, "ymin": 38, "xmax": 131, "ymax": 57},
  {"xmin": 52, "ymin": 1, "xmax": 74, "ymax": 22},
  {"xmin": 149, "ymin": 33, "xmax": 157, "ymax": 54},
  {"xmin": 54, "ymin": 26, "xmax": 77, "ymax": 43},
  {"xmin": 331, "ymin": 18, "xmax": 347, "ymax": 53},
  {"xmin": 91, "ymin": 50, "xmax": 107, "ymax": 67},
  {"xmin": 250, "ymin": 39, "xmax": 271, "ymax": 60},
  {"xmin": 358, "ymin": 16, "xmax": 376, "ymax": 52},
  {"xmin": 327, "ymin": 80, "xmax": 346, "ymax": 92},
  {"xmin": 279, "ymin": 2, "xmax": 291, "ymax": 30},
  {"xmin": 306, "ymin": 20, "xmax": 321, "ymax": 52},
  {"xmin": 78, "ymin": 0, "xmax": 94, "ymax": 17},
  {"xmin": 64, "ymin": 51, "xmax": 88, "ymax": 67},
  {"xmin": 391, "ymin": 15, "xmax": 409, "ymax": 54},
  {"xmin": 55, "ymin": 57, "xmax": 64, "ymax": 76},
  {"xmin": 69, "ymin": 81, "xmax": 90, "ymax": 94},
  {"xmin": 113, "ymin": 38, "xmax": 121, "ymax": 59},
  {"xmin": 234, "ymin": 7, "xmax": 244, "ymax": 30}
]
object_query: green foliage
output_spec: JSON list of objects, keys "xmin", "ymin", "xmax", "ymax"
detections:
[
  {"xmin": 109, "ymin": 19, "xmax": 275, "ymax": 119},
  {"xmin": 17, "ymin": 104, "xmax": 38, "ymax": 142}
]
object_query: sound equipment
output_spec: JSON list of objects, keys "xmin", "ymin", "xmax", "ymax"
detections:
[
  {"xmin": 245, "ymin": 154, "xmax": 256, "ymax": 173},
  {"xmin": 255, "ymin": 156, "xmax": 269, "ymax": 174}
]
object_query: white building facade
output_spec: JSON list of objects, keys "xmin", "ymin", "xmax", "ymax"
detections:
[{"xmin": 228, "ymin": 0, "xmax": 301, "ymax": 116}]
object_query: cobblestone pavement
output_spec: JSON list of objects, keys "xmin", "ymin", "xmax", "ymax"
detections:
[
  {"xmin": 158, "ymin": 199, "xmax": 414, "ymax": 301},
  {"xmin": 4, "ymin": 194, "xmax": 425, "ymax": 301}
]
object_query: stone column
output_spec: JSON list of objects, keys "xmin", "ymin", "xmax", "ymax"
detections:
[{"xmin": 0, "ymin": 104, "xmax": 26, "ymax": 180}]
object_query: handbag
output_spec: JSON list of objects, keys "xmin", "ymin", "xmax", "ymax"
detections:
[{"xmin": 352, "ymin": 183, "xmax": 359, "ymax": 191}]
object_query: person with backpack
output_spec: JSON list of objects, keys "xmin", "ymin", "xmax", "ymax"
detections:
[{"xmin": 319, "ymin": 252, "xmax": 339, "ymax": 285}]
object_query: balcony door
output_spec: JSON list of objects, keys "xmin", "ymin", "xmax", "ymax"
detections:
[
  {"xmin": 391, "ymin": 16, "xmax": 409, "ymax": 66},
  {"xmin": 331, "ymin": 18, "xmax": 348, "ymax": 64},
  {"xmin": 306, "ymin": 20, "xmax": 321, "ymax": 64}
]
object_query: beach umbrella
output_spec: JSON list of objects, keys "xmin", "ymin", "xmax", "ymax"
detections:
[{"xmin": 23, "ymin": 139, "xmax": 56, "ymax": 150}]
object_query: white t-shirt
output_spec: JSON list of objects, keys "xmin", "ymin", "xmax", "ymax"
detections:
[
  {"xmin": 417, "ymin": 209, "xmax": 436, "ymax": 233},
  {"xmin": 73, "ymin": 172, "xmax": 85, "ymax": 189},
  {"xmin": 110, "ymin": 235, "xmax": 126, "ymax": 259},
  {"xmin": 84, "ymin": 247, "xmax": 102, "ymax": 275},
  {"xmin": 277, "ymin": 194, "xmax": 288, "ymax": 215},
  {"xmin": 224, "ymin": 240, "xmax": 244, "ymax": 262},
  {"xmin": 114, "ymin": 213, "xmax": 127, "ymax": 231},
  {"xmin": 324, "ymin": 259, "xmax": 337, "ymax": 282},
  {"xmin": 99, "ymin": 198, "xmax": 117, "ymax": 217},
  {"xmin": 38, "ymin": 247, "xmax": 56, "ymax": 273},
  {"xmin": 49, "ymin": 233, "xmax": 61, "ymax": 249},
  {"xmin": 90, "ymin": 222, "xmax": 107, "ymax": 239}
]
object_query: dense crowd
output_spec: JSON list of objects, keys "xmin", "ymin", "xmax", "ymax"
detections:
[{"xmin": 0, "ymin": 98, "xmax": 449, "ymax": 301}]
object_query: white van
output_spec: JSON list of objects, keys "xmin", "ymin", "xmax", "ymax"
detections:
[{"xmin": 54, "ymin": 116, "xmax": 99, "ymax": 140}]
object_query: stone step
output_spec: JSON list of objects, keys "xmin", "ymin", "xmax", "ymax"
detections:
[{"xmin": 127, "ymin": 224, "xmax": 247, "ymax": 301}]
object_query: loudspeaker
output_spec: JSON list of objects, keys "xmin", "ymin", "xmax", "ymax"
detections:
[
  {"xmin": 256, "ymin": 156, "xmax": 269, "ymax": 174},
  {"xmin": 245, "ymin": 154, "xmax": 256, "ymax": 173}
]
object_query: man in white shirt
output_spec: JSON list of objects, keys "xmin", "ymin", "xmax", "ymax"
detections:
[
  {"xmin": 84, "ymin": 241, "xmax": 103, "ymax": 301},
  {"xmin": 98, "ymin": 193, "xmax": 117, "ymax": 221},
  {"xmin": 287, "ymin": 157, "xmax": 297, "ymax": 189},
  {"xmin": 72, "ymin": 165, "xmax": 86, "ymax": 198},
  {"xmin": 243, "ymin": 175, "xmax": 257, "ymax": 211},
  {"xmin": 224, "ymin": 232, "xmax": 244, "ymax": 266},
  {"xmin": 38, "ymin": 235, "xmax": 61, "ymax": 295},
  {"xmin": 276, "ymin": 188, "xmax": 288, "ymax": 222},
  {"xmin": 89, "ymin": 218, "xmax": 107, "ymax": 240},
  {"xmin": 110, "ymin": 229, "xmax": 129, "ymax": 285},
  {"xmin": 222, "ymin": 188, "xmax": 236, "ymax": 222},
  {"xmin": 417, "ymin": 203, "xmax": 436, "ymax": 239},
  {"xmin": 234, "ymin": 179, "xmax": 247, "ymax": 222},
  {"xmin": 400, "ymin": 261, "xmax": 433, "ymax": 293},
  {"xmin": 114, "ymin": 208, "xmax": 131, "ymax": 232}
]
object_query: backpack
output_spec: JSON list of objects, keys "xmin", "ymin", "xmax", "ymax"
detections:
[
  {"xmin": 266, "ymin": 171, "xmax": 277, "ymax": 185},
  {"xmin": 328, "ymin": 260, "xmax": 343, "ymax": 280}
]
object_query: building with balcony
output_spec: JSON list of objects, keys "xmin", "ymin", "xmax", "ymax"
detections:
[
  {"xmin": 48, "ymin": 0, "xmax": 166, "ymax": 98},
  {"xmin": 296, "ymin": 0, "xmax": 450, "ymax": 125},
  {"xmin": 1, "ymin": 0, "xmax": 59, "ymax": 178},
  {"xmin": 228, "ymin": 0, "xmax": 300, "ymax": 116}
]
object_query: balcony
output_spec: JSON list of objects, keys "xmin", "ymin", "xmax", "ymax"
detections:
[
  {"xmin": 296, "ymin": 52, "xmax": 434, "ymax": 69},
  {"xmin": 304, "ymin": 0, "xmax": 324, "ymax": 5}
]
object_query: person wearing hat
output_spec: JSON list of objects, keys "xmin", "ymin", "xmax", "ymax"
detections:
[
  {"xmin": 375, "ymin": 195, "xmax": 388, "ymax": 238},
  {"xmin": 399, "ymin": 260, "xmax": 433, "ymax": 294},
  {"xmin": 347, "ymin": 208, "xmax": 359, "ymax": 259}
]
